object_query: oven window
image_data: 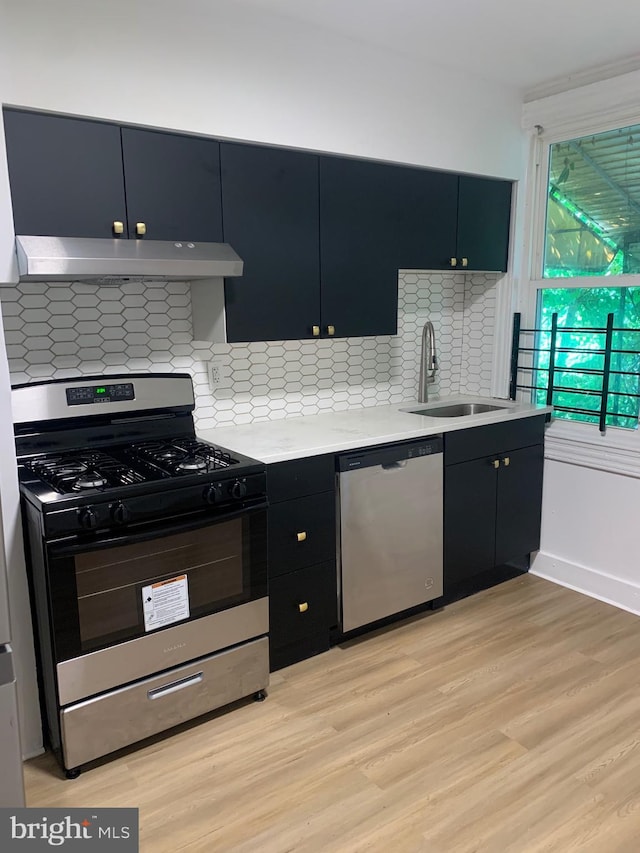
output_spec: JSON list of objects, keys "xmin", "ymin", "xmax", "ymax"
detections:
[
  {"xmin": 75, "ymin": 522, "xmax": 244, "ymax": 647},
  {"xmin": 48, "ymin": 510, "xmax": 267, "ymax": 659}
]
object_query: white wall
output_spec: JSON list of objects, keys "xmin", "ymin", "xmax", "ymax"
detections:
[
  {"xmin": 0, "ymin": 0, "xmax": 526, "ymax": 755},
  {"xmin": 0, "ymin": 73, "xmax": 41, "ymax": 755},
  {"xmin": 533, "ymin": 459, "xmax": 640, "ymax": 614},
  {"xmin": 0, "ymin": 1, "xmax": 524, "ymax": 193}
]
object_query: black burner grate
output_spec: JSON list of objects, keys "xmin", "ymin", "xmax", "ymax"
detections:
[
  {"xmin": 130, "ymin": 438, "xmax": 240, "ymax": 477},
  {"xmin": 27, "ymin": 451, "xmax": 147, "ymax": 494}
]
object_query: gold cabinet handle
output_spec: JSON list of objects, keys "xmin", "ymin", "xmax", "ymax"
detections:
[
  {"xmin": 492, "ymin": 459, "xmax": 500, "ymax": 469},
  {"xmin": 312, "ymin": 325, "xmax": 320, "ymax": 337},
  {"xmin": 296, "ymin": 531, "xmax": 307, "ymax": 542},
  {"xmin": 136, "ymin": 222, "xmax": 147, "ymax": 236},
  {"xmin": 112, "ymin": 220, "xmax": 124, "ymax": 235},
  {"xmin": 326, "ymin": 325, "xmax": 335, "ymax": 336},
  {"xmin": 502, "ymin": 456, "xmax": 510, "ymax": 467},
  {"xmin": 298, "ymin": 602, "xmax": 309, "ymax": 613},
  {"xmin": 450, "ymin": 257, "xmax": 457, "ymax": 267},
  {"xmin": 462, "ymin": 257, "xmax": 468, "ymax": 268}
]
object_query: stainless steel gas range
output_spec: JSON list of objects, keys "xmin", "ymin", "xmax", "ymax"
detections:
[{"xmin": 12, "ymin": 373, "xmax": 269, "ymax": 778}]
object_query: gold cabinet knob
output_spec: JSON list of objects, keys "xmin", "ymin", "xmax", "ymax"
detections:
[
  {"xmin": 450, "ymin": 257, "xmax": 457, "ymax": 267},
  {"xmin": 492, "ymin": 459, "xmax": 500, "ymax": 469},
  {"xmin": 326, "ymin": 325, "xmax": 335, "ymax": 336},
  {"xmin": 296, "ymin": 531, "xmax": 307, "ymax": 542},
  {"xmin": 136, "ymin": 222, "xmax": 147, "ymax": 236},
  {"xmin": 298, "ymin": 602, "xmax": 309, "ymax": 613},
  {"xmin": 312, "ymin": 325, "xmax": 320, "ymax": 337},
  {"xmin": 502, "ymin": 456, "xmax": 510, "ymax": 467},
  {"xmin": 462, "ymin": 257, "xmax": 468, "ymax": 268},
  {"xmin": 112, "ymin": 220, "xmax": 124, "ymax": 235}
]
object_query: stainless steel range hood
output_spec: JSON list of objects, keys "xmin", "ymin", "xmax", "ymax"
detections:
[{"xmin": 15, "ymin": 235, "xmax": 243, "ymax": 283}]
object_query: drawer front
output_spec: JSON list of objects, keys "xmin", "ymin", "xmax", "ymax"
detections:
[
  {"xmin": 268, "ymin": 455, "xmax": 335, "ymax": 503},
  {"xmin": 268, "ymin": 492, "xmax": 336, "ymax": 578},
  {"xmin": 444, "ymin": 415, "xmax": 546, "ymax": 465},
  {"xmin": 269, "ymin": 562, "xmax": 335, "ymax": 654},
  {"xmin": 60, "ymin": 637, "xmax": 269, "ymax": 769}
]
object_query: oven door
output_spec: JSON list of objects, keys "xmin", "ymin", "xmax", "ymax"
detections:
[{"xmin": 46, "ymin": 504, "xmax": 267, "ymax": 666}]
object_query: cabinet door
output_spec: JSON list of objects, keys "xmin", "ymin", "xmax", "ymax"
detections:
[
  {"xmin": 456, "ymin": 175, "xmax": 512, "ymax": 272},
  {"xmin": 495, "ymin": 444, "xmax": 544, "ymax": 566},
  {"xmin": 444, "ymin": 457, "xmax": 497, "ymax": 588},
  {"xmin": 221, "ymin": 143, "xmax": 320, "ymax": 342},
  {"xmin": 268, "ymin": 492, "xmax": 336, "ymax": 579},
  {"xmin": 269, "ymin": 561, "xmax": 335, "ymax": 670},
  {"xmin": 319, "ymin": 157, "xmax": 401, "ymax": 338},
  {"xmin": 3, "ymin": 109, "xmax": 127, "ymax": 239},
  {"xmin": 121, "ymin": 127, "xmax": 222, "ymax": 242},
  {"xmin": 389, "ymin": 166, "xmax": 458, "ymax": 270}
]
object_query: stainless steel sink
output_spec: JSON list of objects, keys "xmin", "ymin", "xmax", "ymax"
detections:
[{"xmin": 407, "ymin": 402, "xmax": 510, "ymax": 418}]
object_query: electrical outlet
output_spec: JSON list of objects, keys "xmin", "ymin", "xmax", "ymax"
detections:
[{"xmin": 207, "ymin": 359, "xmax": 224, "ymax": 391}]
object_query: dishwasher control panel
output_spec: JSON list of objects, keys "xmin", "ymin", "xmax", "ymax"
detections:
[{"xmin": 338, "ymin": 437, "xmax": 443, "ymax": 471}]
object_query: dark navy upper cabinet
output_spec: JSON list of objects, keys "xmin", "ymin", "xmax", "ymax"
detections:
[
  {"xmin": 456, "ymin": 175, "xmax": 512, "ymax": 272},
  {"xmin": 3, "ymin": 106, "xmax": 513, "ymax": 341},
  {"xmin": 3, "ymin": 109, "xmax": 223, "ymax": 244},
  {"xmin": 121, "ymin": 128, "xmax": 222, "ymax": 242},
  {"xmin": 221, "ymin": 143, "xmax": 320, "ymax": 343},
  {"xmin": 319, "ymin": 157, "xmax": 453, "ymax": 338},
  {"xmin": 3, "ymin": 109, "xmax": 127, "ymax": 239}
]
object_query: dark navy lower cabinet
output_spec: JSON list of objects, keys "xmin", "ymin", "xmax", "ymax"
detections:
[
  {"xmin": 443, "ymin": 417, "xmax": 545, "ymax": 600},
  {"xmin": 267, "ymin": 455, "xmax": 337, "ymax": 670}
]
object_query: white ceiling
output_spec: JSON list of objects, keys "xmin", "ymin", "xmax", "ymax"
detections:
[{"xmin": 234, "ymin": 0, "xmax": 640, "ymax": 95}]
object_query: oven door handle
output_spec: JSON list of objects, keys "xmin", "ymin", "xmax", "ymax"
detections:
[{"xmin": 48, "ymin": 500, "xmax": 268, "ymax": 557}]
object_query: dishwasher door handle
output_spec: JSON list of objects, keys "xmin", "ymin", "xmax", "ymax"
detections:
[{"xmin": 381, "ymin": 460, "xmax": 407, "ymax": 470}]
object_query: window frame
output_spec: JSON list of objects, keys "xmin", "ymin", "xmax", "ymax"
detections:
[
  {"xmin": 530, "ymin": 123, "xmax": 640, "ymax": 290},
  {"xmin": 520, "ymin": 103, "xmax": 640, "ymax": 471}
]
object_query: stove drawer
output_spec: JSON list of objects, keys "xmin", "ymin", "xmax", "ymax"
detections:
[{"xmin": 60, "ymin": 636, "xmax": 269, "ymax": 770}]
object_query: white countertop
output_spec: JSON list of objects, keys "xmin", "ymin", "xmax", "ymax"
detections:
[{"xmin": 198, "ymin": 396, "xmax": 552, "ymax": 463}]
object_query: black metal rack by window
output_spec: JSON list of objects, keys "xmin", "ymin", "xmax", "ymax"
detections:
[{"xmin": 509, "ymin": 312, "xmax": 640, "ymax": 434}]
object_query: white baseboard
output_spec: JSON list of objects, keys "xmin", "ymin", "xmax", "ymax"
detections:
[
  {"xmin": 531, "ymin": 552, "xmax": 640, "ymax": 616},
  {"xmin": 22, "ymin": 746, "xmax": 45, "ymax": 761}
]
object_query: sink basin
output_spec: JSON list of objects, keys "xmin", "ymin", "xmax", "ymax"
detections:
[{"xmin": 407, "ymin": 402, "xmax": 510, "ymax": 418}]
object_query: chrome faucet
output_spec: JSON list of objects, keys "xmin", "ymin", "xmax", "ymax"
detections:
[{"xmin": 418, "ymin": 320, "xmax": 438, "ymax": 403}]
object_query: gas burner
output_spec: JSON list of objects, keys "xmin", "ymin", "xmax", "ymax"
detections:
[
  {"xmin": 74, "ymin": 475, "xmax": 108, "ymax": 491},
  {"xmin": 157, "ymin": 447, "xmax": 187, "ymax": 461},
  {"xmin": 176, "ymin": 457, "xmax": 207, "ymax": 472},
  {"xmin": 56, "ymin": 463, "xmax": 89, "ymax": 476}
]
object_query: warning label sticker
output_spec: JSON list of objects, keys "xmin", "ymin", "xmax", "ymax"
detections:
[{"xmin": 142, "ymin": 574, "xmax": 190, "ymax": 632}]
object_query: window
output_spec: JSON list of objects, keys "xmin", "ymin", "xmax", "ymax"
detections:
[
  {"xmin": 534, "ymin": 287, "xmax": 640, "ymax": 430},
  {"xmin": 544, "ymin": 123, "xmax": 640, "ymax": 278},
  {"xmin": 529, "ymin": 122, "xmax": 640, "ymax": 431}
]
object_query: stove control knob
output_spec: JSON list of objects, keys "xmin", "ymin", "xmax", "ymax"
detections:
[
  {"xmin": 230, "ymin": 479, "xmax": 247, "ymax": 500},
  {"xmin": 204, "ymin": 483, "xmax": 224, "ymax": 505},
  {"xmin": 111, "ymin": 502, "xmax": 130, "ymax": 525},
  {"xmin": 78, "ymin": 506, "xmax": 98, "ymax": 530}
]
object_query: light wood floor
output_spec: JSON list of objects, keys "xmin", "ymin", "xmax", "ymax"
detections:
[{"xmin": 24, "ymin": 574, "xmax": 640, "ymax": 852}]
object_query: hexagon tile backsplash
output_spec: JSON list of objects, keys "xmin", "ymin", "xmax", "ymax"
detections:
[{"xmin": 1, "ymin": 271, "xmax": 499, "ymax": 430}]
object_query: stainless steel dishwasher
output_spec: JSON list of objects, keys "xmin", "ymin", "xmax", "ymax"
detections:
[{"xmin": 338, "ymin": 437, "xmax": 443, "ymax": 633}]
